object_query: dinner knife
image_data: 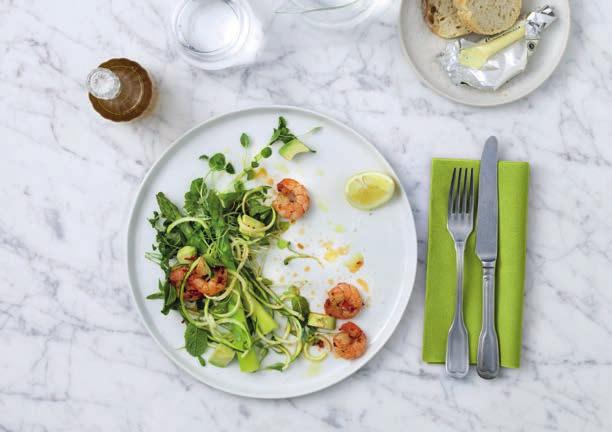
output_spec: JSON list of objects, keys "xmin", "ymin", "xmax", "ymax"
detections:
[{"xmin": 475, "ymin": 136, "xmax": 500, "ymax": 379}]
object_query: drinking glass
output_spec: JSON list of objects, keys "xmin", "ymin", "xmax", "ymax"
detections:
[
  {"xmin": 172, "ymin": 0, "xmax": 262, "ymax": 70},
  {"xmin": 285, "ymin": 0, "xmax": 386, "ymax": 28}
]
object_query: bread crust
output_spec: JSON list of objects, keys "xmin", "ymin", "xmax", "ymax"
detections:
[
  {"xmin": 454, "ymin": 0, "xmax": 521, "ymax": 35},
  {"xmin": 423, "ymin": 0, "xmax": 470, "ymax": 38}
]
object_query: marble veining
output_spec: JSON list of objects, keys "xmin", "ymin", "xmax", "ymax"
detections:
[{"xmin": 1, "ymin": 0, "xmax": 611, "ymax": 431}]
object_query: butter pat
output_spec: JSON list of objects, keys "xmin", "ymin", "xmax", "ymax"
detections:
[{"xmin": 459, "ymin": 22, "xmax": 526, "ymax": 69}]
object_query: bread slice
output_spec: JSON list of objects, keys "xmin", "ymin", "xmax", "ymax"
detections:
[
  {"xmin": 454, "ymin": 0, "xmax": 522, "ymax": 35},
  {"xmin": 423, "ymin": 0, "xmax": 470, "ymax": 39}
]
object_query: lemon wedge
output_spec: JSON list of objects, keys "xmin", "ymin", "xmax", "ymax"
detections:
[{"xmin": 345, "ymin": 172, "xmax": 395, "ymax": 210}]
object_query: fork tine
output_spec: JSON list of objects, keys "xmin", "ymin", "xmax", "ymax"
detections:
[
  {"xmin": 456, "ymin": 168, "xmax": 463, "ymax": 213},
  {"xmin": 462, "ymin": 167, "xmax": 469, "ymax": 214},
  {"xmin": 468, "ymin": 168, "xmax": 474, "ymax": 214},
  {"xmin": 448, "ymin": 168, "xmax": 457, "ymax": 215}
]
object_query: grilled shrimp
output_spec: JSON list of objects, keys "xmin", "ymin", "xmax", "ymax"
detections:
[
  {"xmin": 324, "ymin": 283, "xmax": 363, "ymax": 319},
  {"xmin": 169, "ymin": 259, "xmax": 228, "ymax": 299},
  {"xmin": 188, "ymin": 260, "xmax": 228, "ymax": 297},
  {"xmin": 272, "ymin": 178, "xmax": 310, "ymax": 221},
  {"xmin": 169, "ymin": 265, "xmax": 203, "ymax": 301},
  {"xmin": 333, "ymin": 322, "xmax": 367, "ymax": 360}
]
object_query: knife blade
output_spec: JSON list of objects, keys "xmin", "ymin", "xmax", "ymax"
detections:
[{"xmin": 475, "ymin": 136, "xmax": 498, "ymax": 262}]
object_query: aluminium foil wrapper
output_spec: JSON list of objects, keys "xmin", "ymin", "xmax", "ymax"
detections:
[{"xmin": 438, "ymin": 5, "xmax": 557, "ymax": 91}]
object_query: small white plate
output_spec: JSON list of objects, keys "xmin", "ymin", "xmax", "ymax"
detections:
[
  {"xmin": 126, "ymin": 106, "xmax": 418, "ymax": 398},
  {"xmin": 399, "ymin": 0, "xmax": 570, "ymax": 106}
]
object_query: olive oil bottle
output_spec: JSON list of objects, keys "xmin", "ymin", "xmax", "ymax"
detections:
[{"xmin": 87, "ymin": 58, "xmax": 154, "ymax": 122}]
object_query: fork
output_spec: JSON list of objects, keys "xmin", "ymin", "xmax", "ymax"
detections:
[{"xmin": 445, "ymin": 167, "xmax": 475, "ymax": 378}]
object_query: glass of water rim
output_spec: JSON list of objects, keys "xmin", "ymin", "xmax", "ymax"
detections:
[
  {"xmin": 172, "ymin": 0, "xmax": 257, "ymax": 70},
  {"xmin": 287, "ymin": 0, "xmax": 383, "ymax": 28}
]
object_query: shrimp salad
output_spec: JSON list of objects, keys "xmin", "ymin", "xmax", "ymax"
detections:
[{"xmin": 145, "ymin": 117, "xmax": 368, "ymax": 373}]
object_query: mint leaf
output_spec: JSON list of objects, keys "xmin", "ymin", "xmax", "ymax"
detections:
[{"xmin": 185, "ymin": 324, "xmax": 208, "ymax": 357}]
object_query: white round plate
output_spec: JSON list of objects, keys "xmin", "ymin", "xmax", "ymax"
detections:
[
  {"xmin": 399, "ymin": 0, "xmax": 570, "ymax": 106},
  {"xmin": 126, "ymin": 106, "xmax": 417, "ymax": 398}
]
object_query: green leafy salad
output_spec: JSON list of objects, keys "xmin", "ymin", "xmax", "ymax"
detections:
[{"xmin": 145, "ymin": 117, "xmax": 332, "ymax": 372}]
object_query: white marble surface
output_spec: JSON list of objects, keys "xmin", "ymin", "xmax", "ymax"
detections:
[{"xmin": 2, "ymin": 0, "xmax": 611, "ymax": 430}]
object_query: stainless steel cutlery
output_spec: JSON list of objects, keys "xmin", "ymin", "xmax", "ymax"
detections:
[
  {"xmin": 476, "ymin": 137, "xmax": 500, "ymax": 379},
  {"xmin": 445, "ymin": 167, "xmax": 475, "ymax": 378},
  {"xmin": 445, "ymin": 136, "xmax": 501, "ymax": 379}
]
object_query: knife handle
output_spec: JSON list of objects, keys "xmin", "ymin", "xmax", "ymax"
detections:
[{"xmin": 477, "ymin": 263, "xmax": 500, "ymax": 379}]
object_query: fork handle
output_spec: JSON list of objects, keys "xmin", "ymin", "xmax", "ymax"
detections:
[
  {"xmin": 446, "ymin": 242, "xmax": 469, "ymax": 378},
  {"xmin": 477, "ymin": 263, "xmax": 500, "ymax": 379}
]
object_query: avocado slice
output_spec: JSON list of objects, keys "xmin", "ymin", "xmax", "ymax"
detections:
[
  {"xmin": 209, "ymin": 344, "xmax": 235, "ymax": 367},
  {"xmin": 238, "ymin": 348, "xmax": 260, "ymax": 373},
  {"xmin": 278, "ymin": 139, "xmax": 315, "ymax": 161},
  {"xmin": 238, "ymin": 214, "xmax": 266, "ymax": 238},
  {"xmin": 307, "ymin": 312, "xmax": 336, "ymax": 330},
  {"xmin": 176, "ymin": 245, "xmax": 197, "ymax": 264},
  {"xmin": 252, "ymin": 299, "xmax": 279, "ymax": 334}
]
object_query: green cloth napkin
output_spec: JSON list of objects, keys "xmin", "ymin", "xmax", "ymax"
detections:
[{"xmin": 422, "ymin": 158, "xmax": 529, "ymax": 368}]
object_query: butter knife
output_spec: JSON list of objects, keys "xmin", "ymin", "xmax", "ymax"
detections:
[{"xmin": 476, "ymin": 136, "xmax": 500, "ymax": 379}]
